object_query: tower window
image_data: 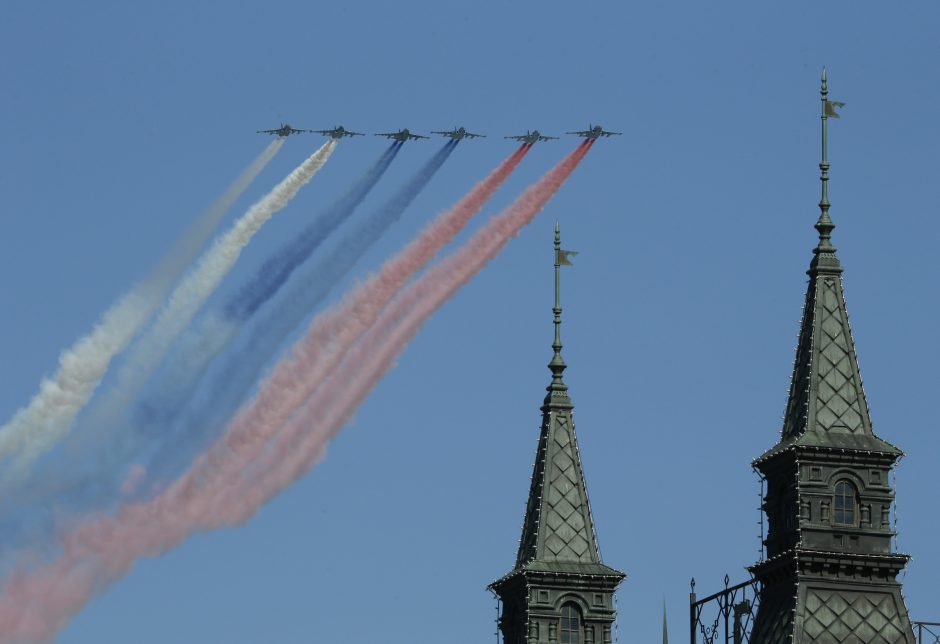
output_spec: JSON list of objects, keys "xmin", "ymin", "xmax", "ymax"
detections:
[
  {"xmin": 560, "ymin": 603, "xmax": 582, "ymax": 643},
  {"xmin": 833, "ymin": 480, "xmax": 858, "ymax": 526}
]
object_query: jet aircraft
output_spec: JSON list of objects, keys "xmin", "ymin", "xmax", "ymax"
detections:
[
  {"xmin": 432, "ymin": 126, "xmax": 485, "ymax": 140},
  {"xmin": 375, "ymin": 128, "xmax": 429, "ymax": 142},
  {"xmin": 505, "ymin": 130, "xmax": 558, "ymax": 144},
  {"xmin": 257, "ymin": 124, "xmax": 309, "ymax": 137},
  {"xmin": 567, "ymin": 124, "xmax": 622, "ymax": 139},
  {"xmin": 313, "ymin": 126, "xmax": 365, "ymax": 139}
]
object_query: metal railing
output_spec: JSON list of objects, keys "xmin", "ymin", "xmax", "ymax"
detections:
[
  {"xmin": 689, "ymin": 576, "xmax": 760, "ymax": 644},
  {"xmin": 915, "ymin": 621, "xmax": 940, "ymax": 644},
  {"xmin": 690, "ymin": 575, "xmax": 936, "ymax": 644}
]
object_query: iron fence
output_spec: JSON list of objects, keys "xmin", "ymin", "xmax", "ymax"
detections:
[
  {"xmin": 690, "ymin": 576, "xmax": 936, "ymax": 644},
  {"xmin": 915, "ymin": 621, "xmax": 940, "ymax": 644},
  {"xmin": 689, "ymin": 576, "xmax": 760, "ymax": 644}
]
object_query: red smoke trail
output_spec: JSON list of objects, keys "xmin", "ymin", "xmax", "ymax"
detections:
[
  {"xmin": 243, "ymin": 141, "xmax": 594, "ymax": 505},
  {"xmin": 0, "ymin": 144, "xmax": 535, "ymax": 643}
]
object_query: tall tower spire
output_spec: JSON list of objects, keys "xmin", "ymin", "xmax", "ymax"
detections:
[
  {"xmin": 550, "ymin": 221, "xmax": 567, "ymax": 385},
  {"xmin": 545, "ymin": 222, "xmax": 573, "ymax": 410},
  {"xmin": 490, "ymin": 225, "xmax": 623, "ymax": 644},
  {"xmin": 749, "ymin": 70, "xmax": 914, "ymax": 643},
  {"xmin": 813, "ymin": 67, "xmax": 841, "ymax": 273}
]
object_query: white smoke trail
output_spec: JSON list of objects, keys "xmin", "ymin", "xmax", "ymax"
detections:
[
  {"xmin": 2, "ymin": 139, "xmax": 336, "ymax": 483},
  {"xmin": 0, "ymin": 139, "xmax": 284, "ymax": 469}
]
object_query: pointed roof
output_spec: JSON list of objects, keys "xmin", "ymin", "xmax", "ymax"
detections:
[
  {"xmin": 757, "ymin": 71, "xmax": 901, "ymax": 463},
  {"xmin": 508, "ymin": 224, "xmax": 621, "ymax": 578}
]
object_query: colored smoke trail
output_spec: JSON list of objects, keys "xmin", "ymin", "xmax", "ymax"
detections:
[
  {"xmin": 223, "ymin": 142, "xmax": 405, "ymax": 322},
  {"xmin": 148, "ymin": 140, "xmax": 507, "ymax": 482},
  {"xmin": 230, "ymin": 141, "xmax": 594, "ymax": 507},
  {"xmin": 168, "ymin": 139, "xmax": 460, "ymax": 456},
  {"xmin": 136, "ymin": 142, "xmax": 403, "ymax": 425},
  {"xmin": 0, "ymin": 139, "xmax": 284, "ymax": 474},
  {"xmin": 0, "ymin": 141, "xmax": 418, "ymax": 530},
  {"xmin": 4, "ymin": 140, "xmax": 336, "ymax": 485},
  {"xmin": 0, "ymin": 143, "xmax": 543, "ymax": 642}
]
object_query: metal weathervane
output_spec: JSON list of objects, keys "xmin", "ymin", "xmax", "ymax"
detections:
[
  {"xmin": 551, "ymin": 221, "xmax": 577, "ymax": 387},
  {"xmin": 819, "ymin": 67, "xmax": 844, "ymax": 233}
]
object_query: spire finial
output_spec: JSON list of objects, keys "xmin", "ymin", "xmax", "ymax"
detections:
[
  {"xmin": 812, "ymin": 67, "xmax": 843, "ymax": 273},
  {"xmin": 548, "ymin": 221, "xmax": 568, "ymax": 391}
]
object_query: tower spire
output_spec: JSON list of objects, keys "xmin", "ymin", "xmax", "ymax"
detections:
[
  {"xmin": 812, "ymin": 67, "xmax": 842, "ymax": 273},
  {"xmin": 549, "ymin": 221, "xmax": 567, "ymax": 389},
  {"xmin": 749, "ymin": 70, "xmax": 913, "ymax": 643},
  {"xmin": 543, "ymin": 222, "xmax": 576, "ymax": 410},
  {"xmin": 491, "ymin": 226, "xmax": 622, "ymax": 644}
]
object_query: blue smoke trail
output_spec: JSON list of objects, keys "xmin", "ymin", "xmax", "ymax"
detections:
[
  {"xmin": 224, "ymin": 142, "xmax": 403, "ymax": 321},
  {"xmin": 132, "ymin": 142, "xmax": 404, "ymax": 428},
  {"xmin": 148, "ymin": 139, "xmax": 459, "ymax": 483},
  {"xmin": 0, "ymin": 144, "xmax": 406, "ymax": 543}
]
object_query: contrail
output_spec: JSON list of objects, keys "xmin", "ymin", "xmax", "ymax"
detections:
[
  {"xmin": 32, "ymin": 142, "xmax": 406, "ymax": 504},
  {"xmin": 0, "ymin": 144, "xmax": 522, "ymax": 549},
  {"xmin": 0, "ymin": 139, "xmax": 283, "ymax": 471},
  {"xmin": 231, "ymin": 141, "xmax": 595, "ymax": 507},
  {"xmin": 1, "ymin": 140, "xmax": 336, "ymax": 485},
  {"xmin": 137, "ymin": 142, "xmax": 405, "ymax": 427},
  {"xmin": 0, "ymin": 142, "xmax": 579, "ymax": 642},
  {"xmin": 142, "ymin": 141, "xmax": 519, "ymax": 487},
  {"xmin": 0, "ymin": 141, "xmax": 400, "ymax": 530},
  {"xmin": 159, "ymin": 139, "xmax": 460, "ymax": 456},
  {"xmin": 223, "ymin": 142, "xmax": 406, "ymax": 322}
]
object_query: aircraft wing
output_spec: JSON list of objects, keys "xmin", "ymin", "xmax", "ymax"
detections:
[
  {"xmin": 566, "ymin": 130, "xmax": 591, "ymax": 137},
  {"xmin": 311, "ymin": 129, "xmax": 332, "ymax": 135},
  {"xmin": 410, "ymin": 134, "xmax": 429, "ymax": 140},
  {"xmin": 540, "ymin": 135, "xmax": 559, "ymax": 141},
  {"xmin": 347, "ymin": 130, "xmax": 365, "ymax": 137},
  {"xmin": 602, "ymin": 130, "xmax": 622, "ymax": 137},
  {"xmin": 375, "ymin": 132, "xmax": 397, "ymax": 138},
  {"xmin": 505, "ymin": 135, "xmax": 525, "ymax": 141},
  {"xmin": 289, "ymin": 128, "xmax": 308, "ymax": 134},
  {"xmin": 257, "ymin": 129, "xmax": 279, "ymax": 135},
  {"xmin": 468, "ymin": 133, "xmax": 486, "ymax": 139}
]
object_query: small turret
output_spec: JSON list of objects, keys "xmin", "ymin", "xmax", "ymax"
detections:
[{"xmin": 489, "ymin": 224, "xmax": 623, "ymax": 644}]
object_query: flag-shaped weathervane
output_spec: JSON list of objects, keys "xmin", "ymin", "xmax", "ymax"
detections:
[
  {"xmin": 555, "ymin": 221, "xmax": 578, "ymax": 267},
  {"xmin": 825, "ymin": 99, "xmax": 846, "ymax": 118},
  {"xmin": 557, "ymin": 248, "xmax": 578, "ymax": 266}
]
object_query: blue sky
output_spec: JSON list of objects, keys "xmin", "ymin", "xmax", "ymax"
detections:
[{"xmin": 1, "ymin": 1, "xmax": 939, "ymax": 642}]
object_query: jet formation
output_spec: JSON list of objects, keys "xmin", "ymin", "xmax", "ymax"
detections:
[{"xmin": 256, "ymin": 124, "xmax": 620, "ymax": 143}]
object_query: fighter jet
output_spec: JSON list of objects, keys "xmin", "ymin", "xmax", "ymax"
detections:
[
  {"xmin": 312, "ymin": 126, "xmax": 365, "ymax": 139},
  {"xmin": 567, "ymin": 124, "xmax": 622, "ymax": 139},
  {"xmin": 505, "ymin": 130, "xmax": 558, "ymax": 144},
  {"xmin": 375, "ymin": 128, "xmax": 429, "ymax": 142},
  {"xmin": 257, "ymin": 124, "xmax": 309, "ymax": 137},
  {"xmin": 432, "ymin": 126, "xmax": 486, "ymax": 140}
]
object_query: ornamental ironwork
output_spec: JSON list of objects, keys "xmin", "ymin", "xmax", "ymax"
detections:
[
  {"xmin": 691, "ymin": 575, "xmax": 937, "ymax": 644},
  {"xmin": 689, "ymin": 576, "xmax": 760, "ymax": 644}
]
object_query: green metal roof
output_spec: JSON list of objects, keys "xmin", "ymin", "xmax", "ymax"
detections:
[
  {"xmin": 509, "ymin": 224, "xmax": 621, "ymax": 578},
  {"xmin": 758, "ymin": 70, "xmax": 901, "ymax": 463}
]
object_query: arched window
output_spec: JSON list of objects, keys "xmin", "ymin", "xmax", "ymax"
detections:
[
  {"xmin": 833, "ymin": 480, "xmax": 858, "ymax": 526},
  {"xmin": 560, "ymin": 603, "xmax": 582, "ymax": 643}
]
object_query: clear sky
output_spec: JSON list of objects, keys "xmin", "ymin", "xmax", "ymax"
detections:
[{"xmin": 1, "ymin": 1, "xmax": 939, "ymax": 642}]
